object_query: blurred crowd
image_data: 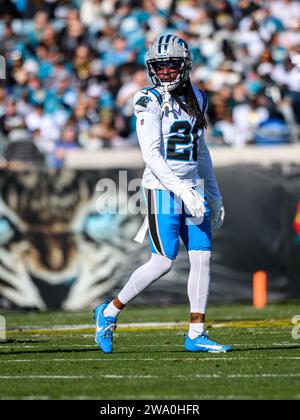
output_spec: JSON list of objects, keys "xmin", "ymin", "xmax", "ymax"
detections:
[{"xmin": 0, "ymin": 0, "xmax": 300, "ymax": 168}]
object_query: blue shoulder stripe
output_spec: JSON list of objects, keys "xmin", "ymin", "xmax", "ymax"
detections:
[{"xmin": 143, "ymin": 87, "xmax": 163, "ymax": 106}]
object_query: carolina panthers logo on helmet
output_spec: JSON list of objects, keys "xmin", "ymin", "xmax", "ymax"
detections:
[{"xmin": 135, "ymin": 96, "xmax": 152, "ymax": 108}]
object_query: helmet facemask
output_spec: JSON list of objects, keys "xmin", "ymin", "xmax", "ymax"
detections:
[{"xmin": 147, "ymin": 58, "xmax": 190, "ymax": 91}]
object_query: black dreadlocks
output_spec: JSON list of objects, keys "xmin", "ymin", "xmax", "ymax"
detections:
[{"xmin": 171, "ymin": 79, "xmax": 208, "ymax": 129}]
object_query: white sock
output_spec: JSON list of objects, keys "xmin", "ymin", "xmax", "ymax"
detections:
[
  {"xmin": 103, "ymin": 302, "xmax": 122, "ymax": 318},
  {"xmin": 188, "ymin": 323, "xmax": 205, "ymax": 340}
]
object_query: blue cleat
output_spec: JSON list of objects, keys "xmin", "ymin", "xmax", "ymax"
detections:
[
  {"xmin": 185, "ymin": 331, "xmax": 232, "ymax": 353},
  {"xmin": 94, "ymin": 302, "xmax": 117, "ymax": 354}
]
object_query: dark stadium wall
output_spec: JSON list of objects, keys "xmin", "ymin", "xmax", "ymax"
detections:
[
  {"xmin": 210, "ymin": 164, "xmax": 300, "ymax": 303},
  {"xmin": 0, "ymin": 165, "xmax": 299, "ymax": 309}
]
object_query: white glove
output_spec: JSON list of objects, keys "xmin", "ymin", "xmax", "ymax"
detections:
[
  {"xmin": 178, "ymin": 186, "xmax": 205, "ymax": 218},
  {"xmin": 210, "ymin": 199, "xmax": 225, "ymax": 230}
]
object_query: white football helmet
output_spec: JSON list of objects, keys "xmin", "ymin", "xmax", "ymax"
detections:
[{"xmin": 146, "ymin": 34, "xmax": 192, "ymax": 91}]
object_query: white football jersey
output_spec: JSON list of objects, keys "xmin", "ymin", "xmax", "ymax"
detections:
[{"xmin": 133, "ymin": 85, "xmax": 221, "ymax": 202}]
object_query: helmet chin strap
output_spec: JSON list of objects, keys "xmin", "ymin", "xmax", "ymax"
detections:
[
  {"xmin": 160, "ymin": 74, "xmax": 181, "ymax": 116},
  {"xmin": 161, "ymin": 83, "xmax": 171, "ymax": 116}
]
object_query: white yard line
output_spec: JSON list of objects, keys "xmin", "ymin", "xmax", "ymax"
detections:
[
  {"xmin": 0, "ymin": 344, "xmax": 98, "ymax": 348},
  {"xmin": 1, "ymin": 356, "xmax": 300, "ymax": 363},
  {"xmin": 0, "ymin": 342, "xmax": 298, "ymax": 349},
  {"xmin": 0, "ymin": 373, "xmax": 299, "ymax": 380},
  {"xmin": 0, "ymin": 394, "xmax": 253, "ymax": 400},
  {"xmin": 6, "ymin": 322, "xmax": 187, "ymax": 332},
  {"xmin": 0, "ymin": 375, "xmax": 87, "ymax": 379},
  {"xmin": 5, "ymin": 319, "xmax": 292, "ymax": 334},
  {"xmin": 1, "ymin": 396, "xmax": 52, "ymax": 400}
]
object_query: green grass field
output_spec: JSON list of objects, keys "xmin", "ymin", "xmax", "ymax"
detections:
[{"xmin": 0, "ymin": 302, "xmax": 300, "ymax": 400}]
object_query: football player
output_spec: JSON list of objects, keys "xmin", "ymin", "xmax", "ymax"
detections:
[{"xmin": 94, "ymin": 34, "xmax": 232, "ymax": 354}]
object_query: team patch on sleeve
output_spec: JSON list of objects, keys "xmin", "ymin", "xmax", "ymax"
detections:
[{"xmin": 135, "ymin": 96, "xmax": 152, "ymax": 108}]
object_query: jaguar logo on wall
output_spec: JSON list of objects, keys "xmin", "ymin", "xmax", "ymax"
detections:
[{"xmin": 0, "ymin": 169, "xmax": 143, "ymax": 309}]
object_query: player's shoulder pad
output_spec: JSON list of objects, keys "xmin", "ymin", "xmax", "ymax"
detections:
[
  {"xmin": 134, "ymin": 87, "xmax": 163, "ymax": 110},
  {"xmin": 192, "ymin": 86, "xmax": 208, "ymax": 113}
]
